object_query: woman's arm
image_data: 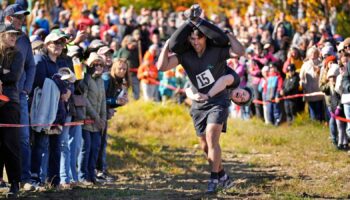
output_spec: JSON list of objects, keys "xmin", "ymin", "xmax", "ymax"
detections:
[{"xmin": 157, "ymin": 40, "xmax": 180, "ymax": 72}]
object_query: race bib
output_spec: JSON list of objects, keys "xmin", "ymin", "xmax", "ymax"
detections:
[{"xmin": 196, "ymin": 69, "xmax": 215, "ymax": 89}]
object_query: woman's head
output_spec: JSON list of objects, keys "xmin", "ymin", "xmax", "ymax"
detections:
[
  {"xmin": 44, "ymin": 31, "xmax": 67, "ymax": 58},
  {"xmin": 86, "ymin": 52, "xmax": 104, "ymax": 75},
  {"xmin": 0, "ymin": 25, "xmax": 20, "ymax": 48},
  {"xmin": 111, "ymin": 58, "xmax": 128, "ymax": 78},
  {"xmin": 230, "ymin": 87, "xmax": 254, "ymax": 106},
  {"xmin": 306, "ymin": 46, "xmax": 320, "ymax": 61}
]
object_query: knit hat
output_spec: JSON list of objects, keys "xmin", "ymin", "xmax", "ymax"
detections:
[
  {"xmin": 324, "ymin": 55, "xmax": 337, "ymax": 68},
  {"xmin": 327, "ymin": 63, "xmax": 340, "ymax": 79}
]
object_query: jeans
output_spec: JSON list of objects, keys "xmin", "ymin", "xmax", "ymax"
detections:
[
  {"xmin": 79, "ymin": 130, "xmax": 101, "ymax": 182},
  {"xmin": 19, "ymin": 93, "xmax": 31, "ymax": 182},
  {"xmin": 336, "ymin": 119, "xmax": 347, "ymax": 146},
  {"xmin": 59, "ymin": 116, "xmax": 72, "ymax": 184},
  {"xmin": 327, "ymin": 107, "xmax": 338, "ymax": 145},
  {"xmin": 240, "ymin": 105, "xmax": 250, "ymax": 120},
  {"xmin": 130, "ymin": 74, "xmax": 140, "ymax": 100},
  {"xmin": 284, "ymin": 99, "xmax": 296, "ymax": 122},
  {"xmin": 343, "ymin": 104, "xmax": 350, "ymax": 137},
  {"xmin": 267, "ymin": 102, "xmax": 281, "ymax": 125},
  {"xmin": 308, "ymin": 100, "xmax": 324, "ymax": 121},
  {"xmin": 31, "ymin": 133, "xmax": 61, "ymax": 186},
  {"xmin": 69, "ymin": 125, "xmax": 82, "ymax": 182},
  {"xmin": 96, "ymin": 128, "xmax": 108, "ymax": 173}
]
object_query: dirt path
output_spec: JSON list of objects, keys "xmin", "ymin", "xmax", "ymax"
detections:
[{"xmin": 8, "ymin": 146, "xmax": 292, "ymax": 200}]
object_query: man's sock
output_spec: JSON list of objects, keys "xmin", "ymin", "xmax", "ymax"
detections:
[
  {"xmin": 218, "ymin": 169, "xmax": 226, "ymax": 180},
  {"xmin": 210, "ymin": 172, "xmax": 219, "ymax": 180}
]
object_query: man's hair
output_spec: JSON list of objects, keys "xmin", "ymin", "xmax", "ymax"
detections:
[{"xmin": 191, "ymin": 27, "xmax": 205, "ymax": 38}]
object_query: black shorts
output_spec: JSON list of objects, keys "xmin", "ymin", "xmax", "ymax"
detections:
[{"xmin": 190, "ymin": 104, "xmax": 229, "ymax": 136}]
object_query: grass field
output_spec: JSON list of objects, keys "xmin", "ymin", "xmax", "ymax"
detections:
[{"xmin": 3, "ymin": 100, "xmax": 350, "ymax": 199}]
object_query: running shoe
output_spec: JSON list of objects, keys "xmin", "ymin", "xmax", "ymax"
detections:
[{"xmin": 206, "ymin": 179, "xmax": 218, "ymax": 194}]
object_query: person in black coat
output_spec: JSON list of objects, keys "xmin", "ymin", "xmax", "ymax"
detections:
[{"xmin": 280, "ymin": 64, "xmax": 300, "ymax": 124}]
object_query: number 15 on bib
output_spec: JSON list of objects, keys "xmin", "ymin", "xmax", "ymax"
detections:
[{"xmin": 196, "ymin": 69, "xmax": 215, "ymax": 89}]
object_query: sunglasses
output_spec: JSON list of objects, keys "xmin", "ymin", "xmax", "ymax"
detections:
[
  {"xmin": 52, "ymin": 40, "xmax": 66, "ymax": 46},
  {"xmin": 12, "ymin": 15, "xmax": 25, "ymax": 20},
  {"xmin": 92, "ymin": 63, "xmax": 103, "ymax": 67}
]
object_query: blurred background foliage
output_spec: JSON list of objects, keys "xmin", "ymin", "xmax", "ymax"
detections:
[{"xmin": 21, "ymin": 0, "xmax": 350, "ymax": 37}]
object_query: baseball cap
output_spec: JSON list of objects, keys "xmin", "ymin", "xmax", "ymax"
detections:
[
  {"xmin": 15, "ymin": 0, "xmax": 28, "ymax": 10},
  {"xmin": 44, "ymin": 31, "xmax": 67, "ymax": 44},
  {"xmin": 338, "ymin": 42, "xmax": 345, "ymax": 52},
  {"xmin": 86, "ymin": 52, "xmax": 104, "ymax": 66},
  {"xmin": 343, "ymin": 37, "xmax": 350, "ymax": 47},
  {"xmin": 3, "ymin": 3, "xmax": 29, "ymax": 17},
  {"xmin": 97, "ymin": 46, "xmax": 114, "ymax": 55},
  {"xmin": 88, "ymin": 39, "xmax": 105, "ymax": 50},
  {"xmin": 321, "ymin": 45, "xmax": 334, "ymax": 57},
  {"xmin": 0, "ymin": 24, "xmax": 20, "ymax": 34},
  {"xmin": 67, "ymin": 45, "xmax": 81, "ymax": 57}
]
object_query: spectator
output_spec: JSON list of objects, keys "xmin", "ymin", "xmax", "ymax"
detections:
[
  {"xmin": 137, "ymin": 44, "xmax": 159, "ymax": 101},
  {"xmin": 50, "ymin": 0, "xmax": 64, "ymax": 25},
  {"xmin": 3, "ymin": 3, "xmax": 35, "ymax": 191},
  {"xmin": 264, "ymin": 62, "xmax": 283, "ymax": 126},
  {"xmin": 299, "ymin": 46, "xmax": 325, "ymax": 121},
  {"xmin": 0, "ymin": 24, "xmax": 24, "ymax": 198},
  {"xmin": 280, "ymin": 64, "xmax": 300, "ymax": 124},
  {"xmin": 98, "ymin": 59, "xmax": 129, "ymax": 182},
  {"xmin": 78, "ymin": 52, "xmax": 106, "ymax": 185},
  {"xmin": 30, "ymin": 31, "xmax": 70, "ymax": 188},
  {"xmin": 115, "ymin": 35, "xmax": 141, "ymax": 100}
]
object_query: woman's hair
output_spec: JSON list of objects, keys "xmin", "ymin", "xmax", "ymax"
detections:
[
  {"xmin": 305, "ymin": 46, "xmax": 320, "ymax": 61},
  {"xmin": 121, "ymin": 35, "xmax": 132, "ymax": 48},
  {"xmin": 110, "ymin": 58, "xmax": 128, "ymax": 78},
  {"xmin": 0, "ymin": 32, "xmax": 17, "ymax": 69}
]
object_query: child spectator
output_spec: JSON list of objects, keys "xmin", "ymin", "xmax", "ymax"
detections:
[
  {"xmin": 159, "ymin": 69, "xmax": 176, "ymax": 104},
  {"xmin": 280, "ymin": 64, "xmax": 300, "ymax": 124},
  {"xmin": 259, "ymin": 66, "xmax": 270, "ymax": 124},
  {"xmin": 264, "ymin": 62, "xmax": 283, "ymax": 126},
  {"xmin": 326, "ymin": 64, "xmax": 348, "ymax": 150},
  {"xmin": 137, "ymin": 44, "xmax": 159, "ymax": 101}
]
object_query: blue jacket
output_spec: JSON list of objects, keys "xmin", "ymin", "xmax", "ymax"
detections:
[
  {"xmin": 32, "ymin": 54, "xmax": 70, "ymax": 94},
  {"xmin": 16, "ymin": 33, "xmax": 36, "ymax": 94}
]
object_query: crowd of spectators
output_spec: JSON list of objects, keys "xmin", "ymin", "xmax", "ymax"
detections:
[{"xmin": 0, "ymin": 0, "xmax": 350, "ymax": 197}]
